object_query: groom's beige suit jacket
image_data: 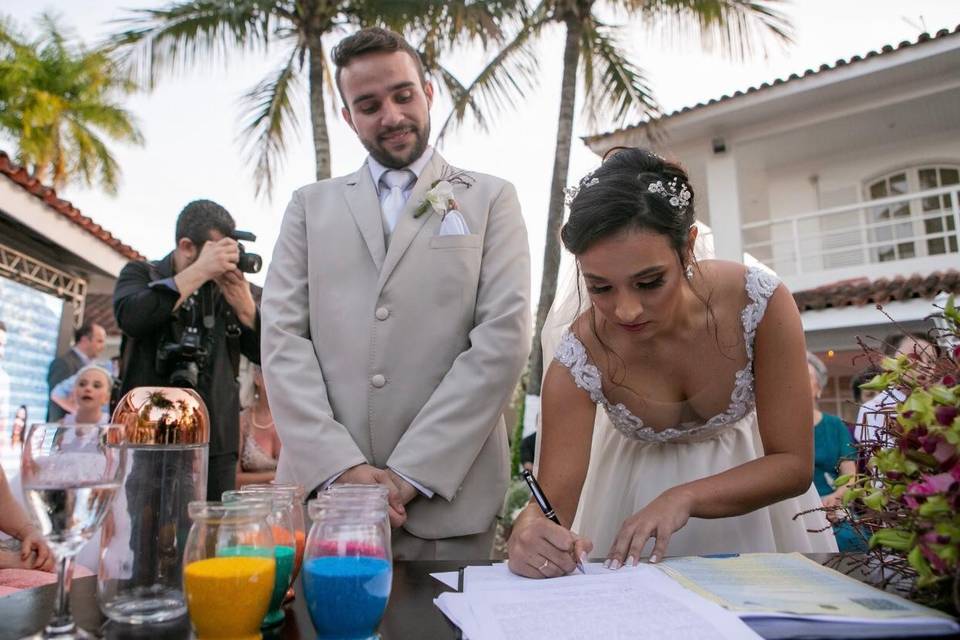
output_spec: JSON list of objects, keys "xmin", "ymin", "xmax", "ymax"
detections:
[{"xmin": 262, "ymin": 151, "xmax": 531, "ymax": 539}]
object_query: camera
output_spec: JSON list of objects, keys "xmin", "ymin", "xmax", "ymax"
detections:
[
  {"xmin": 231, "ymin": 230, "xmax": 262, "ymax": 274},
  {"xmin": 155, "ymin": 295, "xmax": 210, "ymax": 389}
]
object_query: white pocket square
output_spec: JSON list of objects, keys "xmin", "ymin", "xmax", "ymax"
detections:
[{"xmin": 436, "ymin": 210, "xmax": 470, "ymax": 236}]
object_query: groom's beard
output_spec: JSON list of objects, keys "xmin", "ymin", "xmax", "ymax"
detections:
[{"xmin": 365, "ymin": 120, "xmax": 431, "ymax": 169}]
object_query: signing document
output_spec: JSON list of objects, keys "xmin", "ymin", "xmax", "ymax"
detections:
[
  {"xmin": 659, "ymin": 553, "xmax": 959, "ymax": 639},
  {"xmin": 434, "ymin": 556, "xmax": 958, "ymax": 639},
  {"xmin": 434, "ymin": 562, "xmax": 760, "ymax": 640}
]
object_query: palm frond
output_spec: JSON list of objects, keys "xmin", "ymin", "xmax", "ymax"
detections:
[
  {"xmin": 433, "ymin": 2, "xmax": 549, "ymax": 142},
  {"xmin": 107, "ymin": 0, "xmax": 284, "ymax": 88},
  {"xmin": 580, "ymin": 20, "xmax": 660, "ymax": 132},
  {"xmin": 634, "ymin": 0, "xmax": 793, "ymax": 60},
  {"xmin": 434, "ymin": 65, "xmax": 488, "ymax": 140},
  {"xmin": 65, "ymin": 118, "xmax": 121, "ymax": 194},
  {"xmin": 237, "ymin": 45, "xmax": 302, "ymax": 198}
]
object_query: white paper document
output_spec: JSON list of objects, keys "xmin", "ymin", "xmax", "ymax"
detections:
[
  {"xmin": 434, "ymin": 563, "xmax": 760, "ymax": 640},
  {"xmin": 658, "ymin": 554, "xmax": 960, "ymax": 638}
]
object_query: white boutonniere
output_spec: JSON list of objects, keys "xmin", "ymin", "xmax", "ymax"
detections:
[
  {"xmin": 413, "ymin": 168, "xmax": 475, "ymax": 219},
  {"xmin": 417, "ymin": 180, "xmax": 457, "ymax": 219}
]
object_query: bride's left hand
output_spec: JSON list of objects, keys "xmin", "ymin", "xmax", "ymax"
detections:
[{"xmin": 606, "ymin": 488, "xmax": 693, "ymax": 568}]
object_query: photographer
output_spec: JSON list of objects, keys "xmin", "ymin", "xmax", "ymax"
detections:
[{"xmin": 113, "ymin": 200, "xmax": 261, "ymax": 499}]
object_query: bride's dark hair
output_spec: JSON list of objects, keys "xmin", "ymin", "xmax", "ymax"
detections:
[
  {"xmin": 560, "ymin": 148, "xmax": 729, "ymax": 389},
  {"xmin": 561, "ymin": 147, "xmax": 695, "ymax": 266}
]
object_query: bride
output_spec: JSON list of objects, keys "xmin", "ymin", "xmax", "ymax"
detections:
[{"xmin": 507, "ymin": 148, "xmax": 836, "ymax": 578}]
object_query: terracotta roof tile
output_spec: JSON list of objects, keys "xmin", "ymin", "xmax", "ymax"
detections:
[
  {"xmin": 584, "ymin": 25, "xmax": 960, "ymax": 144},
  {"xmin": 793, "ymin": 270, "xmax": 960, "ymax": 312},
  {"xmin": 0, "ymin": 150, "xmax": 145, "ymax": 262}
]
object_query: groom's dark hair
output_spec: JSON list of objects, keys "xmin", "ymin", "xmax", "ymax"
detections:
[{"xmin": 332, "ymin": 28, "xmax": 427, "ymax": 106}]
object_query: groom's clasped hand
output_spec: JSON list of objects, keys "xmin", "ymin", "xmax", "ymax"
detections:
[{"xmin": 334, "ymin": 463, "xmax": 414, "ymax": 528}]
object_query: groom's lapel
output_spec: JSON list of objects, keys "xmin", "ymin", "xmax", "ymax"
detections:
[
  {"xmin": 342, "ymin": 163, "xmax": 386, "ymax": 271},
  {"xmin": 375, "ymin": 152, "xmax": 444, "ymax": 291}
]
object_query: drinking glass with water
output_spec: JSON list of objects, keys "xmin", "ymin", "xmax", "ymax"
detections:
[{"xmin": 20, "ymin": 423, "xmax": 126, "ymax": 640}]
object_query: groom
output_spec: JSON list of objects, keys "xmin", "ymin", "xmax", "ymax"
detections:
[{"xmin": 262, "ymin": 27, "xmax": 531, "ymax": 559}]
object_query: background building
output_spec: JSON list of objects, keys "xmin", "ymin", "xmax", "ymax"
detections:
[{"xmin": 0, "ymin": 150, "xmax": 141, "ymax": 432}]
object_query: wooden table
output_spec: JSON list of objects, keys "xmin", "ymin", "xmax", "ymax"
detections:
[
  {"xmin": 1, "ymin": 557, "xmax": 957, "ymax": 639},
  {"xmin": 1, "ymin": 560, "xmax": 463, "ymax": 639}
]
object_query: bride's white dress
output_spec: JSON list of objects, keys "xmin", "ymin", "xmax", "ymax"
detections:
[{"xmin": 546, "ymin": 266, "xmax": 837, "ymax": 555}]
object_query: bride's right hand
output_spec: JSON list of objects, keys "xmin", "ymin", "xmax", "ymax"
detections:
[{"xmin": 507, "ymin": 504, "xmax": 593, "ymax": 578}]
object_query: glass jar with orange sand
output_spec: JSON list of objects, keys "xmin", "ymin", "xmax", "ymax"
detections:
[{"xmin": 183, "ymin": 501, "xmax": 276, "ymax": 640}]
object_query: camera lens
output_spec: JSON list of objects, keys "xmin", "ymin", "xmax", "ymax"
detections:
[
  {"xmin": 169, "ymin": 362, "xmax": 199, "ymax": 389},
  {"xmin": 237, "ymin": 252, "xmax": 262, "ymax": 274}
]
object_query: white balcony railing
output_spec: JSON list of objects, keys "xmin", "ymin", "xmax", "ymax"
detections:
[{"xmin": 742, "ymin": 185, "xmax": 960, "ymax": 277}]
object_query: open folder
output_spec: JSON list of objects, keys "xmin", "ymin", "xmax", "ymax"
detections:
[{"xmin": 432, "ymin": 554, "xmax": 959, "ymax": 639}]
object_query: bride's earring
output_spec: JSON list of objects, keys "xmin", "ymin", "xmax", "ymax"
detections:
[{"xmin": 684, "ymin": 264, "xmax": 694, "ymax": 280}]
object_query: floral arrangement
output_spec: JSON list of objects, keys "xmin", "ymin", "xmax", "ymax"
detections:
[{"xmin": 837, "ymin": 295, "xmax": 960, "ymax": 608}]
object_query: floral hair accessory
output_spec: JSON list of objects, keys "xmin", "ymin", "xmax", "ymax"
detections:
[
  {"xmin": 563, "ymin": 172, "xmax": 600, "ymax": 207},
  {"xmin": 647, "ymin": 177, "xmax": 691, "ymax": 212}
]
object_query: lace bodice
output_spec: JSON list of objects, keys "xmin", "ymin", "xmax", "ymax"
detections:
[{"xmin": 554, "ymin": 266, "xmax": 781, "ymax": 444}]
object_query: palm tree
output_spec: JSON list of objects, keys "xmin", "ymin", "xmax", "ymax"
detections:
[
  {"xmin": 439, "ymin": 0, "xmax": 793, "ymax": 397},
  {"xmin": 108, "ymin": 0, "xmax": 520, "ymax": 198},
  {"xmin": 0, "ymin": 14, "xmax": 143, "ymax": 194}
]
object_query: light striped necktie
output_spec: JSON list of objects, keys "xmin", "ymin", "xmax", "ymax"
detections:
[{"xmin": 380, "ymin": 169, "xmax": 416, "ymax": 236}]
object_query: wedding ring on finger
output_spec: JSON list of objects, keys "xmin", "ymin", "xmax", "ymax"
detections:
[{"xmin": 538, "ymin": 558, "xmax": 550, "ymax": 571}]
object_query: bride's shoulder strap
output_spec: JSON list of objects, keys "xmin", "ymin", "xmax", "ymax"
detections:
[
  {"xmin": 552, "ymin": 330, "xmax": 605, "ymax": 403},
  {"xmin": 742, "ymin": 266, "xmax": 783, "ymax": 360}
]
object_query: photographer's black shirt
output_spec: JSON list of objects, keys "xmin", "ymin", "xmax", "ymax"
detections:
[{"xmin": 113, "ymin": 252, "xmax": 261, "ymax": 456}]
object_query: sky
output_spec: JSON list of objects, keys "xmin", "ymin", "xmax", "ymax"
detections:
[{"xmin": 3, "ymin": 1, "xmax": 960, "ymax": 297}]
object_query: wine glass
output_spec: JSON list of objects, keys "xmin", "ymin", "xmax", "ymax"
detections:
[{"xmin": 20, "ymin": 423, "xmax": 126, "ymax": 639}]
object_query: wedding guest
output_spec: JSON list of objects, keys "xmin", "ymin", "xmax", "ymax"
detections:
[
  {"xmin": 10, "ymin": 405, "xmax": 26, "ymax": 447},
  {"xmin": 855, "ymin": 333, "xmax": 937, "ymax": 443},
  {"xmin": 851, "ymin": 366, "xmax": 881, "ymax": 407},
  {"xmin": 262, "ymin": 27, "xmax": 530, "ymax": 560},
  {"xmin": 0, "ymin": 470, "xmax": 53, "ymax": 572},
  {"xmin": 46, "ymin": 322, "xmax": 106, "ymax": 421},
  {"xmin": 508, "ymin": 148, "xmax": 835, "ymax": 578},
  {"xmin": 236, "ymin": 363, "xmax": 280, "ymax": 486},
  {"xmin": 55, "ymin": 365, "xmax": 112, "ymax": 425},
  {"xmin": 807, "ymin": 352, "xmax": 864, "ymax": 552}
]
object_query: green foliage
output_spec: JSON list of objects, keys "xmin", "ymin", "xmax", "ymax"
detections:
[
  {"xmin": 499, "ymin": 476, "xmax": 530, "ymax": 529},
  {"xmin": 0, "ymin": 13, "xmax": 143, "ymax": 193},
  {"xmin": 844, "ymin": 299, "xmax": 960, "ymax": 594}
]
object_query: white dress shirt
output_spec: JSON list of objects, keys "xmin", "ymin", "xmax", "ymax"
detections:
[{"xmin": 368, "ymin": 147, "xmax": 435, "ymax": 237}]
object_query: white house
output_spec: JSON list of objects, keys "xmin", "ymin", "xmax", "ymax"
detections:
[{"xmin": 583, "ymin": 26, "xmax": 960, "ymax": 422}]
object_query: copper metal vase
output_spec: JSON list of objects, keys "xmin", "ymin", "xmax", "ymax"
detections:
[{"xmin": 98, "ymin": 387, "xmax": 210, "ymax": 624}]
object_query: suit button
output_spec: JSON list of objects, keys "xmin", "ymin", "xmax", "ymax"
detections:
[
  {"xmin": 371, "ymin": 374, "xmax": 386, "ymax": 388},
  {"xmin": 375, "ymin": 307, "xmax": 390, "ymax": 321}
]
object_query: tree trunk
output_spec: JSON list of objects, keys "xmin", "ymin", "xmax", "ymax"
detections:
[
  {"xmin": 307, "ymin": 34, "xmax": 331, "ymax": 181},
  {"xmin": 526, "ymin": 13, "xmax": 582, "ymax": 396}
]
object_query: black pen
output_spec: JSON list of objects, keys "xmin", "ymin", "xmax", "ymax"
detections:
[{"xmin": 520, "ymin": 469, "xmax": 585, "ymax": 574}]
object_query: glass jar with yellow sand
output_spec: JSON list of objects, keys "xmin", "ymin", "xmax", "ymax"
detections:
[
  {"xmin": 183, "ymin": 501, "xmax": 276, "ymax": 640},
  {"xmin": 222, "ymin": 490, "xmax": 297, "ymax": 628}
]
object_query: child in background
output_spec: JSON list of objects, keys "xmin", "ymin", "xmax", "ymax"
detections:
[{"xmin": 51, "ymin": 365, "xmax": 113, "ymax": 425}]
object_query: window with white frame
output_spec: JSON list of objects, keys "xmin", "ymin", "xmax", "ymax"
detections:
[{"xmin": 865, "ymin": 165, "xmax": 959, "ymax": 263}]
